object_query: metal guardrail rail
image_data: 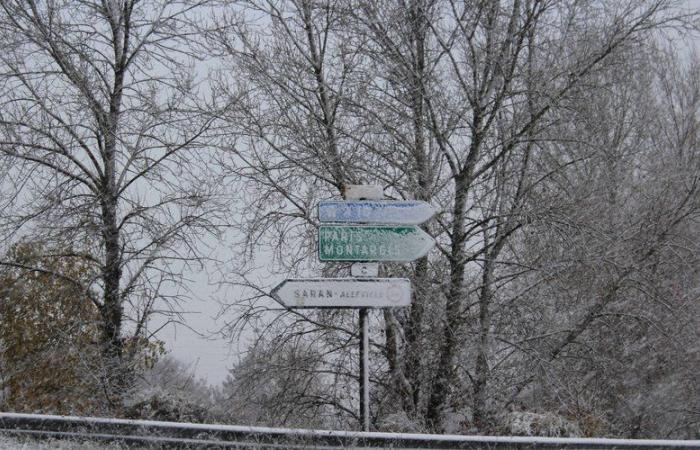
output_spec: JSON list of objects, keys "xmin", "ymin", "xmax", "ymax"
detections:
[{"xmin": 1, "ymin": 412, "xmax": 699, "ymax": 449}]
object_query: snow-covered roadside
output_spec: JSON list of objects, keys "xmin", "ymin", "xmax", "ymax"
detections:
[{"xmin": 0, "ymin": 434, "xmax": 137, "ymax": 449}]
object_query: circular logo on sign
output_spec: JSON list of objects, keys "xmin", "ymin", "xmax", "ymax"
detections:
[{"xmin": 387, "ymin": 283, "xmax": 402, "ymax": 304}]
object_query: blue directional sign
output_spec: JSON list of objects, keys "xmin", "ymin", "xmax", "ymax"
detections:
[{"xmin": 318, "ymin": 200, "xmax": 436, "ymax": 225}]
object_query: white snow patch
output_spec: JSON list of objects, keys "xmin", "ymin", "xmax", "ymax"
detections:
[
  {"xmin": 503, "ymin": 411, "xmax": 582, "ymax": 437},
  {"xmin": 377, "ymin": 411, "xmax": 422, "ymax": 433},
  {"xmin": 0, "ymin": 434, "xmax": 130, "ymax": 449}
]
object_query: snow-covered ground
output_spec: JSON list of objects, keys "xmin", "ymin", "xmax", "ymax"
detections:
[{"xmin": 0, "ymin": 435, "xmax": 137, "ymax": 449}]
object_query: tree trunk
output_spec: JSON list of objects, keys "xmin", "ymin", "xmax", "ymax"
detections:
[
  {"xmin": 403, "ymin": 0, "xmax": 432, "ymax": 418},
  {"xmin": 472, "ymin": 240, "xmax": 502, "ymax": 430},
  {"xmin": 100, "ymin": 186, "xmax": 124, "ymax": 402},
  {"xmin": 100, "ymin": 42, "xmax": 126, "ymax": 399},
  {"xmin": 426, "ymin": 173, "xmax": 468, "ymax": 429}
]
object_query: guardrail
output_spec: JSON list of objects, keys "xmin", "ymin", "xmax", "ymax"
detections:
[{"xmin": 1, "ymin": 412, "xmax": 699, "ymax": 449}]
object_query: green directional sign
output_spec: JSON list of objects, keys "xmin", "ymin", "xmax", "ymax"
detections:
[{"xmin": 319, "ymin": 225, "xmax": 434, "ymax": 262}]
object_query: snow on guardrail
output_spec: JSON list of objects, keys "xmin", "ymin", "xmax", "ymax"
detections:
[{"xmin": 1, "ymin": 412, "xmax": 699, "ymax": 449}]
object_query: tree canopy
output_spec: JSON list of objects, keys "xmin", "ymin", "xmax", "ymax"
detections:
[{"xmin": 0, "ymin": 0, "xmax": 698, "ymax": 438}]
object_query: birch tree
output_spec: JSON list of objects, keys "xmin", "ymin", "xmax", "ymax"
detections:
[{"xmin": 0, "ymin": 0, "xmax": 224, "ymax": 406}]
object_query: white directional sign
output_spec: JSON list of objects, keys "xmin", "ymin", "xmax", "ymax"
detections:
[
  {"xmin": 318, "ymin": 200, "xmax": 436, "ymax": 225},
  {"xmin": 271, "ymin": 278, "xmax": 411, "ymax": 308}
]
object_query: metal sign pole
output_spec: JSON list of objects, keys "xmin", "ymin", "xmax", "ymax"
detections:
[
  {"xmin": 344, "ymin": 185, "xmax": 383, "ymax": 433},
  {"xmin": 359, "ymin": 307, "xmax": 370, "ymax": 432}
]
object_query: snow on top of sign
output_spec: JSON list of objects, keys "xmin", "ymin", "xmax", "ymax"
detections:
[{"xmin": 318, "ymin": 200, "xmax": 436, "ymax": 225}]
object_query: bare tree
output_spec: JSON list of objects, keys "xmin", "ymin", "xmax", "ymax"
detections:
[
  {"xmin": 207, "ymin": 0, "xmax": 372, "ymax": 428},
  {"xmin": 209, "ymin": 0, "xmax": 698, "ymax": 435},
  {"xmin": 220, "ymin": 336, "xmax": 341, "ymax": 428},
  {"xmin": 0, "ymin": 0, "xmax": 225, "ymax": 407},
  {"xmin": 344, "ymin": 0, "xmax": 699, "ymax": 432},
  {"xmin": 346, "ymin": 0, "xmax": 442, "ymax": 423},
  {"xmin": 482, "ymin": 44, "xmax": 700, "ymax": 437}
]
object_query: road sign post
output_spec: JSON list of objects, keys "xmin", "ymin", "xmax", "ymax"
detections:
[
  {"xmin": 341, "ymin": 186, "xmax": 385, "ymax": 434},
  {"xmin": 270, "ymin": 185, "xmax": 436, "ymax": 433},
  {"xmin": 359, "ymin": 307, "xmax": 369, "ymax": 432}
]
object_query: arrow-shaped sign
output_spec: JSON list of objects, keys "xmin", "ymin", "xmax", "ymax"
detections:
[
  {"xmin": 318, "ymin": 225, "xmax": 434, "ymax": 262},
  {"xmin": 318, "ymin": 200, "xmax": 436, "ymax": 225},
  {"xmin": 271, "ymin": 278, "xmax": 411, "ymax": 308}
]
